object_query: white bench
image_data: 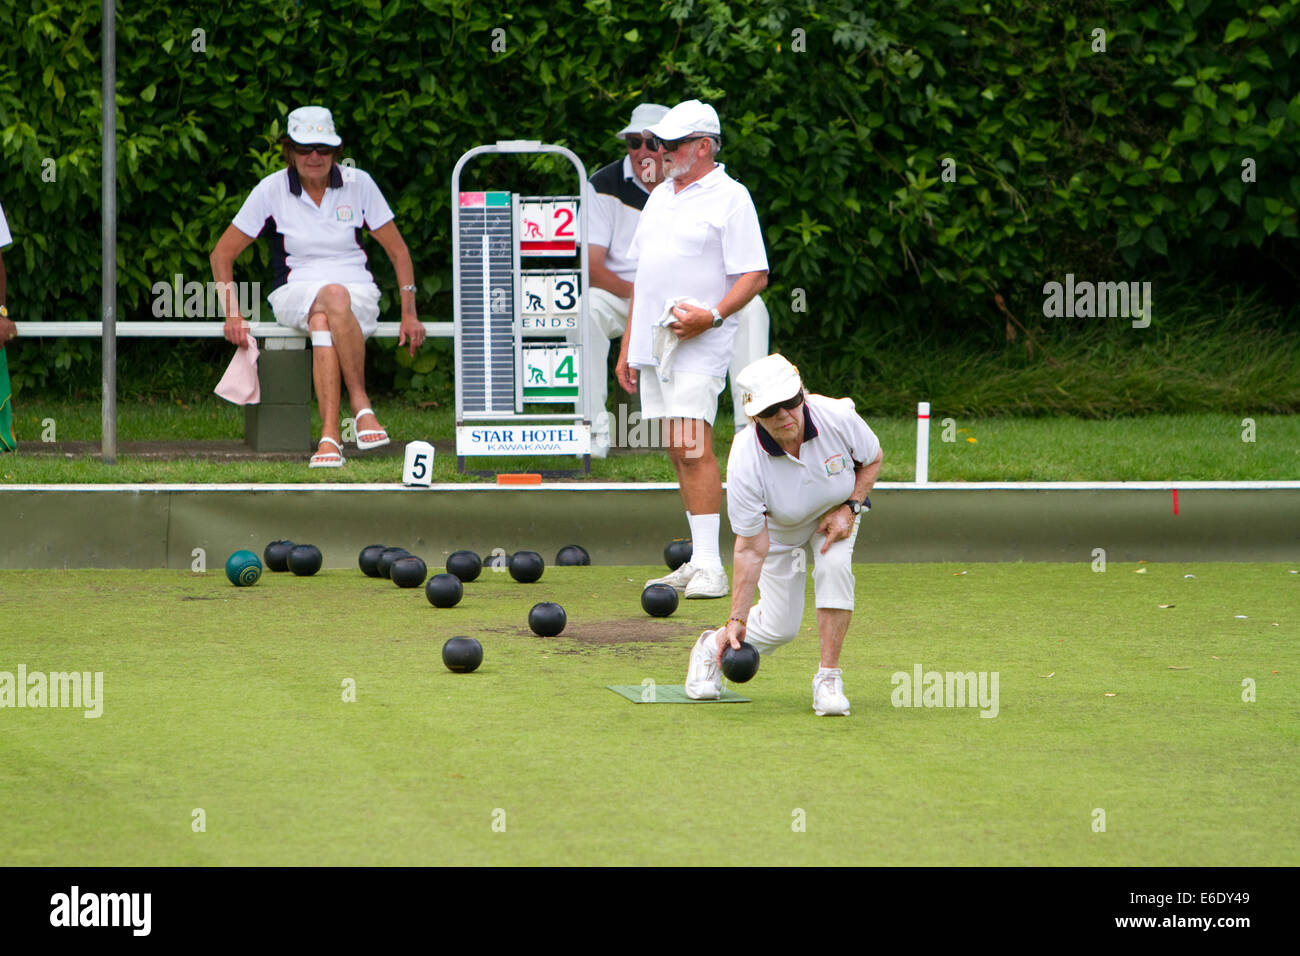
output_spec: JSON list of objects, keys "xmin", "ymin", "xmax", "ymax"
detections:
[
  {"xmin": 13, "ymin": 321, "xmax": 454, "ymax": 451},
  {"xmin": 12, "ymin": 320, "xmax": 453, "ymax": 341}
]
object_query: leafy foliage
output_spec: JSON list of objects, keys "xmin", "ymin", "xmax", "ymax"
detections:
[{"xmin": 1, "ymin": 0, "xmax": 1297, "ymax": 404}]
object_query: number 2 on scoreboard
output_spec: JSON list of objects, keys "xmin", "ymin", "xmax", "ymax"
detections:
[{"xmin": 552, "ymin": 204, "xmax": 575, "ymax": 239}]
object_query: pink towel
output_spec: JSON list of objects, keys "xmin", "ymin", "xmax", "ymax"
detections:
[{"xmin": 215, "ymin": 338, "xmax": 261, "ymax": 405}]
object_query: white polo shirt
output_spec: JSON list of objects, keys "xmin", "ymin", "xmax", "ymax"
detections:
[
  {"xmin": 626, "ymin": 164, "xmax": 768, "ymax": 377},
  {"xmin": 726, "ymin": 393, "xmax": 881, "ymax": 545},
  {"xmin": 586, "ymin": 155, "xmax": 653, "ymax": 283},
  {"xmin": 0, "ymin": 200, "xmax": 11, "ymax": 247},
  {"xmin": 231, "ymin": 165, "xmax": 395, "ymax": 292}
]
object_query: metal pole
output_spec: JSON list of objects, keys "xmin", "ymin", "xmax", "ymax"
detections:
[{"xmin": 100, "ymin": 0, "xmax": 117, "ymax": 464}]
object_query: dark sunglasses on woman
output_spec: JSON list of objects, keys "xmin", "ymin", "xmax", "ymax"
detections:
[{"xmin": 757, "ymin": 393, "xmax": 804, "ymax": 419}]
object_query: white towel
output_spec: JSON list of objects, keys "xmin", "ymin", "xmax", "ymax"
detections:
[
  {"xmin": 651, "ymin": 296, "xmax": 709, "ymax": 382},
  {"xmin": 214, "ymin": 337, "xmax": 261, "ymax": 405}
]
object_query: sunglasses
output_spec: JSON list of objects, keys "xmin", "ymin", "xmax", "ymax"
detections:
[
  {"xmin": 291, "ymin": 143, "xmax": 335, "ymax": 155},
  {"xmin": 659, "ymin": 135, "xmax": 708, "ymax": 153},
  {"xmin": 625, "ymin": 135, "xmax": 661, "ymax": 151},
  {"xmin": 756, "ymin": 393, "xmax": 804, "ymax": 419}
]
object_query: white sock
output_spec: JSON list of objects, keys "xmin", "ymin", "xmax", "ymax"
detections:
[
  {"xmin": 817, "ymin": 666, "xmax": 842, "ymax": 677},
  {"xmin": 687, "ymin": 513, "xmax": 723, "ymax": 572}
]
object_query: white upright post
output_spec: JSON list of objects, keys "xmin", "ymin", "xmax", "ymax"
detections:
[{"xmin": 915, "ymin": 401, "xmax": 930, "ymax": 484}]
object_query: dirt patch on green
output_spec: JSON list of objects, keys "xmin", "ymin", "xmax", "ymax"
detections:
[{"xmin": 486, "ymin": 617, "xmax": 700, "ymax": 645}]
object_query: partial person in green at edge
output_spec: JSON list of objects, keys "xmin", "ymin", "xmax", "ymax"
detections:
[{"xmin": 0, "ymin": 198, "xmax": 16, "ymax": 453}]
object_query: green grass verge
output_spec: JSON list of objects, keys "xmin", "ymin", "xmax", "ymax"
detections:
[
  {"xmin": 818, "ymin": 289, "xmax": 1300, "ymax": 418},
  {"xmin": 1, "ymin": 562, "xmax": 1295, "ymax": 865},
  {"xmin": 1, "ymin": 400, "xmax": 1296, "ymax": 482}
]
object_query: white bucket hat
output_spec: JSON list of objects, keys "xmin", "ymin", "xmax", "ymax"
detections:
[
  {"xmin": 286, "ymin": 106, "xmax": 342, "ymax": 147},
  {"xmin": 616, "ymin": 103, "xmax": 670, "ymax": 139},
  {"xmin": 736, "ymin": 354, "xmax": 803, "ymax": 417}
]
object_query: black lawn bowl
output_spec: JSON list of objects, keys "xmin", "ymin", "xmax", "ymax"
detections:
[
  {"xmin": 528, "ymin": 602, "xmax": 567, "ymax": 637},
  {"xmin": 446, "ymin": 550, "xmax": 483, "ymax": 583},
  {"xmin": 263, "ymin": 540, "xmax": 295, "ymax": 573},
  {"xmin": 425, "ymin": 573, "xmax": 464, "ymax": 608},
  {"xmin": 664, "ymin": 538, "xmax": 693, "ymax": 571},
  {"xmin": 721, "ymin": 642, "xmax": 760, "ymax": 684},
  {"xmin": 377, "ymin": 548, "xmax": 410, "ymax": 579},
  {"xmin": 640, "ymin": 583, "xmax": 679, "ymax": 618},
  {"xmin": 508, "ymin": 550, "xmax": 545, "ymax": 584},
  {"xmin": 442, "ymin": 637, "xmax": 483, "ymax": 674},
  {"xmin": 390, "ymin": 556, "xmax": 428, "ymax": 588},
  {"xmin": 287, "ymin": 544, "xmax": 323, "ymax": 577},
  {"xmin": 555, "ymin": 545, "xmax": 591, "ymax": 566},
  {"xmin": 358, "ymin": 544, "xmax": 387, "ymax": 578}
]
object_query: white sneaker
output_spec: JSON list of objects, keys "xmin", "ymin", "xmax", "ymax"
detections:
[
  {"xmin": 813, "ymin": 669, "xmax": 850, "ymax": 716},
  {"xmin": 646, "ymin": 561, "xmax": 699, "ymax": 591},
  {"xmin": 685, "ymin": 566, "xmax": 729, "ymax": 599},
  {"xmin": 685, "ymin": 630, "xmax": 723, "ymax": 699}
]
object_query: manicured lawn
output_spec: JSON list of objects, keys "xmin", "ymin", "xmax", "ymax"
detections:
[{"xmin": 1, "ymin": 562, "xmax": 1294, "ymax": 865}]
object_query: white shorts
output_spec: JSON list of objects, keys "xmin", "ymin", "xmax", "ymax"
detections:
[
  {"xmin": 743, "ymin": 515, "xmax": 861, "ymax": 656},
  {"xmin": 268, "ymin": 281, "xmax": 382, "ymax": 338},
  {"xmin": 586, "ymin": 286, "xmax": 630, "ymax": 339},
  {"xmin": 638, "ymin": 369, "xmax": 726, "ymax": 425}
]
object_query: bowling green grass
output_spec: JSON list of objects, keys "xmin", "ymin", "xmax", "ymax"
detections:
[
  {"xmin": 1, "ymin": 401, "xmax": 1299, "ymax": 483},
  {"xmin": 0, "ymin": 562, "xmax": 1295, "ymax": 866}
]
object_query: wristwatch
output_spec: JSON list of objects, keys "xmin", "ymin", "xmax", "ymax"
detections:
[
  {"xmin": 844, "ymin": 496, "xmax": 870, "ymax": 515},
  {"xmin": 0, "ymin": 305, "xmax": 7, "ymax": 318},
  {"xmin": 710, "ymin": 307, "xmax": 724, "ymax": 328}
]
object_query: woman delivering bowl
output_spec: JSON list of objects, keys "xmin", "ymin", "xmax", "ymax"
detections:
[{"xmin": 684, "ymin": 354, "xmax": 882, "ymax": 716}]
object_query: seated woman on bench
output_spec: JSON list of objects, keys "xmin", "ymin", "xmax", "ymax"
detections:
[{"xmin": 210, "ymin": 105, "xmax": 424, "ymax": 467}]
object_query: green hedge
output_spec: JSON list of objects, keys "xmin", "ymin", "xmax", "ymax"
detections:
[{"xmin": 1, "ymin": 0, "xmax": 1297, "ymax": 401}]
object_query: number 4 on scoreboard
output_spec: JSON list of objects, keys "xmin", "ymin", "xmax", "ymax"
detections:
[{"xmin": 521, "ymin": 345, "xmax": 580, "ymax": 402}]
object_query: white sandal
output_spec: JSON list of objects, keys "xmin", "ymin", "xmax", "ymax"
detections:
[
  {"xmin": 353, "ymin": 407, "xmax": 391, "ymax": 450},
  {"xmin": 309, "ymin": 436, "xmax": 346, "ymax": 468}
]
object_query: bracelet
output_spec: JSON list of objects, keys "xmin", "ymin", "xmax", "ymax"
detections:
[
  {"xmin": 399, "ymin": 284, "xmax": 416, "ymax": 292},
  {"xmin": 727, "ymin": 616, "xmax": 747, "ymax": 626}
]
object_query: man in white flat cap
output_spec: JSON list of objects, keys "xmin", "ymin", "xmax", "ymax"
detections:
[
  {"xmin": 616, "ymin": 99, "xmax": 769, "ymax": 599},
  {"xmin": 584, "ymin": 103, "xmax": 770, "ymax": 457},
  {"xmin": 583, "ymin": 103, "xmax": 669, "ymax": 458},
  {"xmin": 684, "ymin": 353, "xmax": 882, "ymax": 716},
  {"xmin": 210, "ymin": 105, "xmax": 424, "ymax": 467}
]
